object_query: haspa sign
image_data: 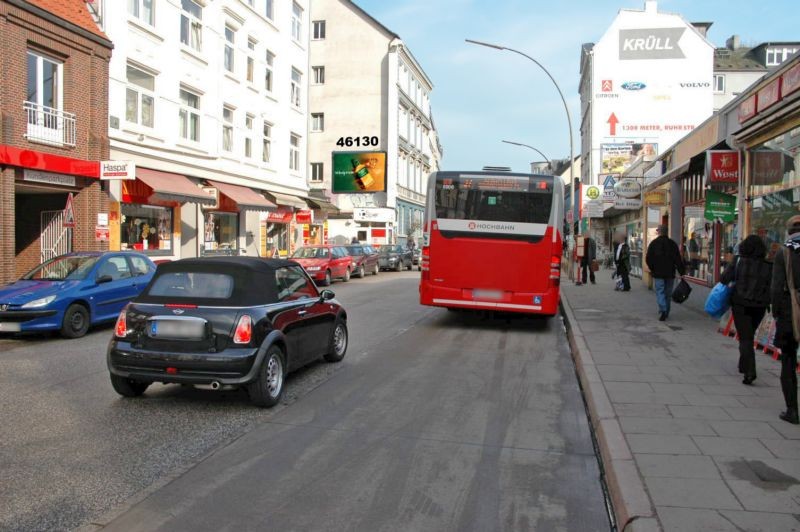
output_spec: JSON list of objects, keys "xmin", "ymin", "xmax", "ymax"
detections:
[
  {"xmin": 705, "ymin": 150, "xmax": 740, "ymax": 184},
  {"xmin": 100, "ymin": 160, "xmax": 135, "ymax": 180}
]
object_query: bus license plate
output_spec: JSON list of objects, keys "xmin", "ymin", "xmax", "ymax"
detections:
[
  {"xmin": 149, "ymin": 319, "xmax": 206, "ymax": 340},
  {"xmin": 473, "ymin": 289, "xmax": 503, "ymax": 300}
]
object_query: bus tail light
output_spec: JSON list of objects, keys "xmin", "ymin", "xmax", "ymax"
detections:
[
  {"xmin": 550, "ymin": 255, "xmax": 561, "ymax": 285},
  {"xmin": 421, "ymin": 246, "xmax": 430, "ymax": 280}
]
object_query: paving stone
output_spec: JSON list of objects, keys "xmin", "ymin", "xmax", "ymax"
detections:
[
  {"xmin": 608, "ymin": 390, "xmax": 689, "ymax": 406},
  {"xmin": 649, "ymin": 383, "xmax": 703, "ymax": 395},
  {"xmin": 604, "ymin": 381, "xmax": 655, "ymax": 394},
  {"xmin": 627, "ymin": 434, "xmax": 701, "ymax": 455},
  {"xmin": 699, "ymin": 384, "xmax": 757, "ymax": 396},
  {"xmin": 714, "ymin": 456, "xmax": 800, "ymax": 483},
  {"xmin": 718, "ymin": 510, "xmax": 800, "ymax": 532},
  {"xmin": 644, "ymin": 477, "xmax": 741, "ymax": 510},
  {"xmin": 620, "ymin": 416, "xmax": 715, "ymax": 436},
  {"xmin": 736, "ymin": 395, "xmax": 786, "ymax": 409},
  {"xmin": 760, "ymin": 438, "xmax": 800, "ymax": 459},
  {"xmin": 723, "ymin": 407, "xmax": 780, "ymax": 422},
  {"xmin": 657, "ymin": 507, "xmax": 738, "ymax": 531},
  {"xmin": 668, "ymin": 405, "xmax": 732, "ymax": 420},
  {"xmin": 768, "ymin": 421, "xmax": 800, "ymax": 440},
  {"xmin": 709, "ymin": 421, "xmax": 783, "ymax": 439},
  {"xmin": 601, "ymin": 372, "xmax": 673, "ymax": 383},
  {"xmin": 682, "ymin": 394, "xmax": 746, "ymax": 408},
  {"xmin": 615, "ymin": 403, "xmax": 673, "ymax": 418},
  {"xmin": 692, "ymin": 436, "xmax": 775, "ymax": 459},
  {"xmin": 636, "ymin": 454, "xmax": 720, "ymax": 479},
  {"xmin": 725, "ymin": 479, "xmax": 800, "ymax": 513}
]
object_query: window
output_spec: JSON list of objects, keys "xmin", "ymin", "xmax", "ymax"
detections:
[
  {"xmin": 275, "ymin": 266, "xmax": 318, "ymax": 301},
  {"xmin": 121, "ymin": 204, "xmax": 173, "ymax": 252},
  {"xmin": 312, "ymin": 20, "xmax": 326, "ymax": 40},
  {"xmin": 222, "ymin": 105, "xmax": 234, "ymax": 152},
  {"xmin": 311, "ymin": 113, "xmax": 324, "ymax": 132},
  {"xmin": 127, "ymin": 0, "xmax": 154, "ymax": 26},
  {"xmin": 149, "ymin": 272, "xmax": 233, "ymax": 299},
  {"xmin": 178, "ymin": 88, "xmax": 200, "ymax": 141},
  {"xmin": 27, "ymin": 51, "xmax": 62, "ymax": 112},
  {"xmin": 224, "ymin": 26, "xmax": 235, "ymax": 73},
  {"xmin": 246, "ymin": 0, "xmax": 254, "ymax": 7},
  {"xmin": 180, "ymin": 0, "xmax": 202, "ymax": 51},
  {"xmin": 130, "ymin": 255, "xmax": 154, "ymax": 276},
  {"xmin": 766, "ymin": 47, "xmax": 798, "ymax": 66},
  {"xmin": 125, "ymin": 65, "xmax": 154, "ymax": 127},
  {"xmin": 247, "ymin": 38, "xmax": 256, "ymax": 83},
  {"xmin": 291, "ymin": 2, "xmax": 303, "ymax": 41},
  {"xmin": 289, "ymin": 133, "xmax": 300, "ymax": 171},
  {"xmin": 244, "ymin": 113, "xmax": 253, "ymax": 158},
  {"xmin": 262, "ymin": 121, "xmax": 272, "ymax": 163},
  {"xmin": 312, "ymin": 66, "xmax": 325, "ymax": 84},
  {"xmin": 291, "ymin": 68, "xmax": 302, "ymax": 107},
  {"xmin": 98, "ymin": 256, "xmax": 132, "ymax": 281},
  {"xmin": 310, "ymin": 162, "xmax": 323, "ymax": 182},
  {"xmin": 265, "ymin": 0, "xmax": 274, "ymax": 20},
  {"xmin": 713, "ymin": 74, "xmax": 725, "ymax": 93},
  {"xmin": 265, "ymin": 50, "xmax": 275, "ymax": 92},
  {"xmin": 203, "ymin": 211, "xmax": 238, "ymax": 253}
]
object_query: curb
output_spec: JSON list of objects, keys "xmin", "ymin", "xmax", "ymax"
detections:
[{"xmin": 560, "ymin": 291, "xmax": 662, "ymax": 532}]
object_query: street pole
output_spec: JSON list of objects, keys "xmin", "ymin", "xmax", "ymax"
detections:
[
  {"xmin": 467, "ymin": 39, "xmax": 576, "ymax": 280},
  {"xmin": 501, "ymin": 140, "xmax": 551, "ymax": 170}
]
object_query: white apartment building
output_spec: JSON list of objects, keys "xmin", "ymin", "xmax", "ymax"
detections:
[
  {"xmin": 103, "ymin": 0, "xmax": 311, "ymax": 260},
  {"xmin": 308, "ymin": 0, "xmax": 441, "ymax": 246}
]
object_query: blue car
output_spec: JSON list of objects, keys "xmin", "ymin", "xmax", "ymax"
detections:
[{"xmin": 0, "ymin": 252, "xmax": 156, "ymax": 338}]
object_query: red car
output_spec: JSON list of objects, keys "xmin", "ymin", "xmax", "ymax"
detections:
[
  {"xmin": 345, "ymin": 245, "xmax": 380, "ymax": 277},
  {"xmin": 291, "ymin": 246, "xmax": 353, "ymax": 286}
]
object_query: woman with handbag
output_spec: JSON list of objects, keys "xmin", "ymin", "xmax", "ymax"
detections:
[
  {"xmin": 771, "ymin": 216, "xmax": 800, "ymax": 425},
  {"xmin": 720, "ymin": 235, "xmax": 772, "ymax": 386}
]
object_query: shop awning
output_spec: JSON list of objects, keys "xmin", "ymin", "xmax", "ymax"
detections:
[
  {"xmin": 207, "ymin": 180, "xmax": 276, "ymax": 211},
  {"xmin": 305, "ymin": 192, "xmax": 339, "ymax": 214},
  {"xmin": 136, "ymin": 168, "xmax": 215, "ymax": 205},
  {"xmin": 267, "ymin": 192, "xmax": 308, "ymax": 209}
]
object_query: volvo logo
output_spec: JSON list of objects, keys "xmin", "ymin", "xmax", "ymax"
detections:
[
  {"xmin": 621, "ymin": 82, "xmax": 646, "ymax": 91},
  {"xmin": 172, "ymin": 309, "xmax": 185, "ymax": 315}
]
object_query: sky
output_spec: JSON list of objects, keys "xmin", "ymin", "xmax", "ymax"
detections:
[{"xmin": 355, "ymin": 0, "xmax": 799, "ymax": 173}]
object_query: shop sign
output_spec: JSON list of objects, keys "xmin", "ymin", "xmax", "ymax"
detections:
[
  {"xmin": 200, "ymin": 186, "xmax": 219, "ymax": 209},
  {"xmin": 584, "ymin": 200, "xmax": 604, "ymax": 218},
  {"xmin": 95, "ymin": 226, "xmax": 109, "ymax": 241},
  {"xmin": 645, "ymin": 190, "xmax": 667, "ymax": 205},
  {"xmin": 100, "ymin": 161, "xmax": 135, "ymax": 180},
  {"xmin": 738, "ymin": 94, "xmax": 757, "ymax": 123},
  {"xmin": 782, "ymin": 62, "xmax": 800, "ymax": 97},
  {"xmin": 295, "ymin": 209, "xmax": 313, "ymax": 224},
  {"xmin": 618, "ymin": 28, "xmax": 686, "ymax": 60},
  {"xmin": 97, "ymin": 213, "xmax": 108, "ymax": 226},
  {"xmin": 354, "ymin": 208, "xmax": 394, "ymax": 223},
  {"xmin": 704, "ymin": 190, "xmax": 736, "ymax": 223},
  {"xmin": 23, "ymin": 169, "xmax": 76, "ymax": 187},
  {"xmin": 267, "ymin": 207, "xmax": 293, "ymax": 224},
  {"xmin": 332, "ymin": 152, "xmax": 387, "ymax": 193},
  {"xmin": 757, "ymin": 78, "xmax": 782, "ymax": 112},
  {"xmin": 614, "ymin": 197, "xmax": 642, "ymax": 210},
  {"xmin": 601, "ymin": 174, "xmax": 618, "ymax": 204},
  {"xmin": 751, "ymin": 150, "xmax": 784, "ymax": 186},
  {"xmin": 585, "ymin": 185, "xmax": 601, "ymax": 200},
  {"xmin": 705, "ymin": 150, "xmax": 740, "ymax": 184},
  {"xmin": 614, "ymin": 179, "xmax": 642, "ymax": 198},
  {"xmin": 63, "ymin": 193, "xmax": 76, "ymax": 228}
]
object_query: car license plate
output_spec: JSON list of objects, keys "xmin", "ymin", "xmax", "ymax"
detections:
[
  {"xmin": 473, "ymin": 289, "xmax": 503, "ymax": 300},
  {"xmin": 149, "ymin": 318, "xmax": 206, "ymax": 340},
  {"xmin": 0, "ymin": 322, "xmax": 21, "ymax": 332}
]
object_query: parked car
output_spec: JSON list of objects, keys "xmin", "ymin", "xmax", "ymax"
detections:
[
  {"xmin": 377, "ymin": 245, "xmax": 413, "ymax": 271},
  {"xmin": 345, "ymin": 245, "xmax": 380, "ymax": 277},
  {"xmin": 0, "ymin": 252, "xmax": 156, "ymax": 338},
  {"xmin": 291, "ymin": 246, "xmax": 353, "ymax": 286},
  {"xmin": 107, "ymin": 257, "xmax": 348, "ymax": 407}
]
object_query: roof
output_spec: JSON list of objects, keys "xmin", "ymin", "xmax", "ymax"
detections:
[
  {"xmin": 714, "ymin": 47, "xmax": 768, "ymax": 71},
  {"xmin": 159, "ymin": 257, "xmax": 296, "ymax": 272},
  {"xmin": 347, "ymin": 0, "xmax": 398, "ymax": 40},
  {"xmin": 24, "ymin": 0, "xmax": 108, "ymax": 40}
]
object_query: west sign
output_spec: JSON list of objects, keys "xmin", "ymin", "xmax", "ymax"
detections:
[{"xmin": 705, "ymin": 150, "xmax": 740, "ymax": 185}]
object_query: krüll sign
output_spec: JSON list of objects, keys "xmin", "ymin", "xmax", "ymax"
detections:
[
  {"xmin": 618, "ymin": 28, "xmax": 686, "ymax": 60},
  {"xmin": 705, "ymin": 150, "xmax": 740, "ymax": 184},
  {"xmin": 614, "ymin": 179, "xmax": 642, "ymax": 198},
  {"xmin": 704, "ymin": 190, "xmax": 736, "ymax": 223}
]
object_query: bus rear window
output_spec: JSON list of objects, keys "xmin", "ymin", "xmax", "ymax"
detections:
[{"xmin": 434, "ymin": 188, "xmax": 552, "ymax": 224}]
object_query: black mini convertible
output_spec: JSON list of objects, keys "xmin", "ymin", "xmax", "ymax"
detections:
[{"xmin": 107, "ymin": 257, "xmax": 348, "ymax": 407}]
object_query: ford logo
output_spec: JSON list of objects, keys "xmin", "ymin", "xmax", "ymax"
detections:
[{"xmin": 621, "ymin": 82, "xmax": 646, "ymax": 91}]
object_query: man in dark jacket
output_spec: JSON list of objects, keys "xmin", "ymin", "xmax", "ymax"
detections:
[
  {"xmin": 771, "ymin": 216, "xmax": 800, "ymax": 425},
  {"xmin": 614, "ymin": 233, "xmax": 631, "ymax": 291},
  {"xmin": 581, "ymin": 236, "xmax": 597, "ymax": 285},
  {"xmin": 645, "ymin": 225, "xmax": 686, "ymax": 321}
]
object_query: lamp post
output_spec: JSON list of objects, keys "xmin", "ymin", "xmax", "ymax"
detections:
[
  {"xmin": 501, "ymin": 140, "xmax": 551, "ymax": 169},
  {"xmin": 467, "ymin": 39, "xmax": 576, "ymax": 278}
]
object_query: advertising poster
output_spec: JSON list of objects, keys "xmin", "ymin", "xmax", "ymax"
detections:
[
  {"xmin": 704, "ymin": 190, "xmax": 736, "ymax": 222},
  {"xmin": 600, "ymin": 143, "xmax": 657, "ymax": 174},
  {"xmin": 332, "ymin": 151, "xmax": 387, "ymax": 193}
]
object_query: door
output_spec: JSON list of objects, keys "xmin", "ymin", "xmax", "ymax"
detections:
[
  {"xmin": 274, "ymin": 266, "xmax": 325, "ymax": 369},
  {"xmin": 40, "ymin": 210, "xmax": 72, "ymax": 263},
  {"xmin": 128, "ymin": 254, "xmax": 155, "ymax": 296},
  {"xmin": 91, "ymin": 255, "xmax": 138, "ymax": 321},
  {"xmin": 332, "ymin": 247, "xmax": 348, "ymax": 278}
]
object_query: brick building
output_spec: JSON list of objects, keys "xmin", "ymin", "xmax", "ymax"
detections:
[{"xmin": 0, "ymin": 0, "xmax": 112, "ymax": 282}]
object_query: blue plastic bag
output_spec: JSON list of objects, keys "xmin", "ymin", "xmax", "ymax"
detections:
[{"xmin": 704, "ymin": 282, "xmax": 733, "ymax": 318}]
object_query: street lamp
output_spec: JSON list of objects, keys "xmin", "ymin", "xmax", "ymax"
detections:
[
  {"xmin": 467, "ymin": 38, "xmax": 576, "ymax": 278},
  {"xmin": 501, "ymin": 140, "xmax": 551, "ymax": 168}
]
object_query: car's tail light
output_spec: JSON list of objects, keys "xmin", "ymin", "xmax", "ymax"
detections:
[
  {"xmin": 233, "ymin": 315, "xmax": 253, "ymax": 344},
  {"xmin": 115, "ymin": 309, "xmax": 128, "ymax": 338}
]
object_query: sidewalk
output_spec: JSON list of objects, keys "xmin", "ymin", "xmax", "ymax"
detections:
[{"xmin": 561, "ymin": 270, "xmax": 800, "ymax": 532}]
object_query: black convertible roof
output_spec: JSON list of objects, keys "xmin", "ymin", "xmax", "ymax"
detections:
[{"xmin": 157, "ymin": 257, "xmax": 297, "ymax": 272}]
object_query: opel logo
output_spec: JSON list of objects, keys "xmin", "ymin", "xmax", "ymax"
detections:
[{"xmin": 172, "ymin": 309, "xmax": 185, "ymax": 315}]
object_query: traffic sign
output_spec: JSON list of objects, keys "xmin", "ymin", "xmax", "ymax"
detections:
[{"xmin": 63, "ymin": 193, "xmax": 76, "ymax": 228}]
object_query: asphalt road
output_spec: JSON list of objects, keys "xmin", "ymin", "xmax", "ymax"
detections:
[{"xmin": 0, "ymin": 272, "xmax": 610, "ymax": 532}]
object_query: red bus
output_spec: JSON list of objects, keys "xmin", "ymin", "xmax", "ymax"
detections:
[{"xmin": 419, "ymin": 171, "xmax": 564, "ymax": 316}]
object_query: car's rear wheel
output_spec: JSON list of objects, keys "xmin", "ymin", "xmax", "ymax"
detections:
[
  {"xmin": 373, "ymin": 263, "xmax": 379, "ymax": 275},
  {"xmin": 248, "ymin": 345, "xmax": 285, "ymax": 408},
  {"xmin": 358, "ymin": 265, "xmax": 365, "ymax": 278},
  {"xmin": 324, "ymin": 319, "xmax": 348, "ymax": 363},
  {"xmin": 110, "ymin": 374, "xmax": 150, "ymax": 397},
  {"xmin": 343, "ymin": 268, "xmax": 351, "ymax": 282},
  {"xmin": 395, "ymin": 260, "xmax": 402, "ymax": 272},
  {"xmin": 61, "ymin": 303, "xmax": 90, "ymax": 338}
]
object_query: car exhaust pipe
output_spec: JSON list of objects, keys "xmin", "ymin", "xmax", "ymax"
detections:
[{"xmin": 210, "ymin": 380, "xmax": 221, "ymax": 390}]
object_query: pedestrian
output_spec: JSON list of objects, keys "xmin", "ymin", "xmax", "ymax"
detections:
[
  {"xmin": 614, "ymin": 233, "xmax": 631, "ymax": 291},
  {"xmin": 720, "ymin": 235, "xmax": 771, "ymax": 385},
  {"xmin": 770, "ymin": 216, "xmax": 800, "ymax": 425},
  {"xmin": 645, "ymin": 225, "xmax": 686, "ymax": 321},
  {"xmin": 581, "ymin": 235, "xmax": 597, "ymax": 285},
  {"xmin": 688, "ymin": 231, "xmax": 701, "ymax": 276}
]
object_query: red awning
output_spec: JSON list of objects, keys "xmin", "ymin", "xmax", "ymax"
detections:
[
  {"xmin": 136, "ymin": 168, "xmax": 215, "ymax": 205},
  {"xmin": 207, "ymin": 180, "xmax": 276, "ymax": 211}
]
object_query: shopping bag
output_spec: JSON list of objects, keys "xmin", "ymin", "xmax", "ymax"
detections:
[
  {"xmin": 671, "ymin": 278, "xmax": 692, "ymax": 304},
  {"xmin": 615, "ymin": 277, "xmax": 624, "ymax": 291},
  {"xmin": 590, "ymin": 259, "xmax": 600, "ymax": 272},
  {"xmin": 704, "ymin": 282, "xmax": 733, "ymax": 319}
]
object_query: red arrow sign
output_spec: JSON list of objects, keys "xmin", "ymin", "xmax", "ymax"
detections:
[{"xmin": 607, "ymin": 113, "xmax": 619, "ymax": 136}]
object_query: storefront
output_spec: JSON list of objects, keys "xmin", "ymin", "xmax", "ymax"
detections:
[
  {"xmin": 396, "ymin": 200, "xmax": 424, "ymax": 247},
  {"xmin": 201, "ymin": 180, "xmax": 276, "ymax": 256},
  {"xmin": 353, "ymin": 207, "xmax": 395, "ymax": 245},
  {"xmin": 261, "ymin": 207, "xmax": 294, "ymax": 258}
]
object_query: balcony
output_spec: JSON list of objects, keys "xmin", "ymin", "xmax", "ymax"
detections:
[
  {"xmin": 24, "ymin": 101, "xmax": 76, "ymax": 147},
  {"xmin": 397, "ymin": 185, "xmax": 425, "ymax": 205}
]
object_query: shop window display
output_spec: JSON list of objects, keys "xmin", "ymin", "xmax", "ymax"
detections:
[
  {"xmin": 203, "ymin": 212, "xmax": 238, "ymax": 253},
  {"xmin": 265, "ymin": 223, "xmax": 289, "ymax": 257},
  {"xmin": 121, "ymin": 204, "xmax": 172, "ymax": 252}
]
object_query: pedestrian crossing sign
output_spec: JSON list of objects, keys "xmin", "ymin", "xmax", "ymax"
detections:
[{"xmin": 63, "ymin": 193, "xmax": 76, "ymax": 228}]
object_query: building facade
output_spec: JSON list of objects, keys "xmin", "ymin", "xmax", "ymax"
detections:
[
  {"xmin": 0, "ymin": 0, "xmax": 113, "ymax": 283},
  {"xmin": 308, "ymin": 0, "xmax": 440, "ymax": 247},
  {"xmin": 102, "ymin": 0, "xmax": 311, "ymax": 260}
]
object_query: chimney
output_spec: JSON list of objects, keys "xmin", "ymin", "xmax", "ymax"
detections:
[
  {"xmin": 691, "ymin": 22, "xmax": 713, "ymax": 38},
  {"xmin": 644, "ymin": 0, "xmax": 657, "ymax": 14},
  {"xmin": 725, "ymin": 35, "xmax": 741, "ymax": 50}
]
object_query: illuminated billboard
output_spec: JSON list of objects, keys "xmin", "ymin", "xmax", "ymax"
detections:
[{"xmin": 332, "ymin": 151, "xmax": 387, "ymax": 193}]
